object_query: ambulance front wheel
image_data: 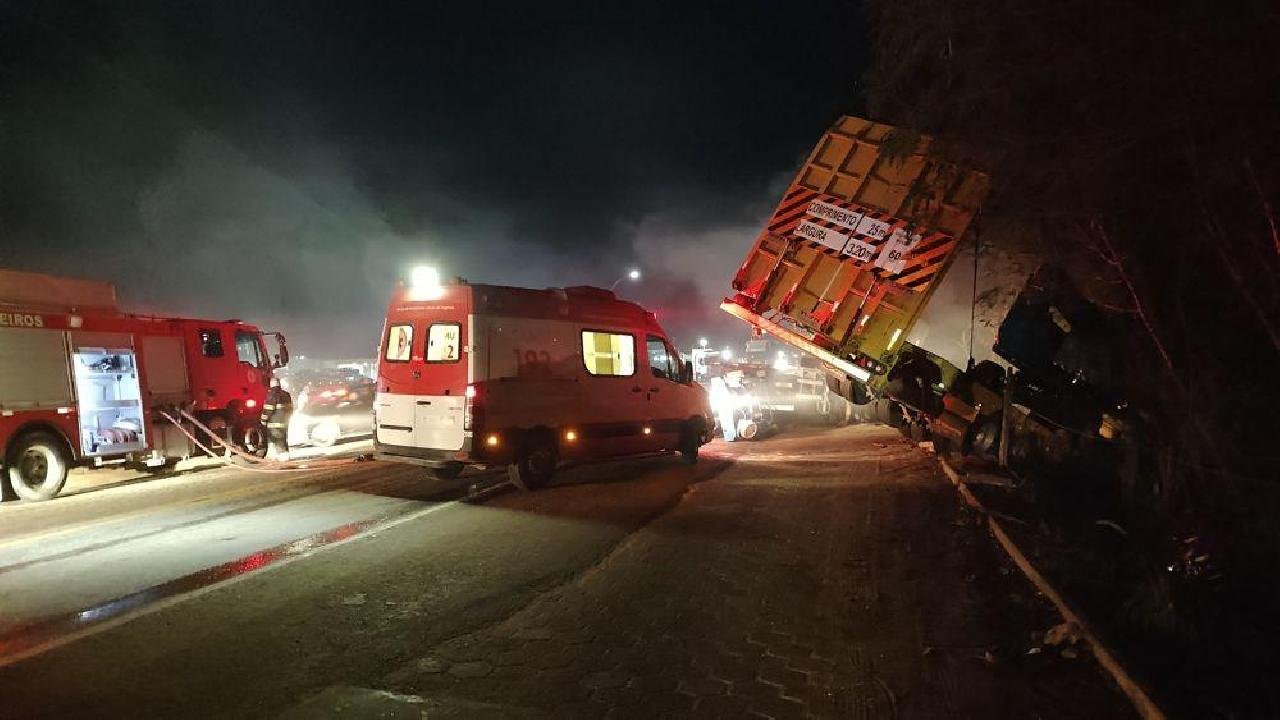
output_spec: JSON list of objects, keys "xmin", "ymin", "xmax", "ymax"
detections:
[
  {"xmin": 679, "ymin": 420, "xmax": 703, "ymax": 465},
  {"xmin": 6, "ymin": 432, "xmax": 71, "ymax": 502},
  {"xmin": 508, "ymin": 434, "xmax": 558, "ymax": 491}
]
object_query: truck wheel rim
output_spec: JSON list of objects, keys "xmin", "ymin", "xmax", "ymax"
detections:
[
  {"xmin": 15, "ymin": 447, "xmax": 56, "ymax": 491},
  {"xmin": 241, "ymin": 426, "xmax": 266, "ymax": 452}
]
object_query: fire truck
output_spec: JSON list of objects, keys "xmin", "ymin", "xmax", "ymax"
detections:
[
  {"xmin": 0, "ymin": 268, "xmax": 289, "ymax": 501},
  {"xmin": 374, "ymin": 268, "xmax": 713, "ymax": 489}
]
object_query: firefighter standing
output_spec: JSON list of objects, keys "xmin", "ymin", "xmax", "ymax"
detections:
[{"xmin": 261, "ymin": 377, "xmax": 293, "ymax": 460}]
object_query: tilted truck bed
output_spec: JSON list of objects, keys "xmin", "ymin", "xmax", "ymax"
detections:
[{"xmin": 723, "ymin": 116, "xmax": 988, "ymax": 390}]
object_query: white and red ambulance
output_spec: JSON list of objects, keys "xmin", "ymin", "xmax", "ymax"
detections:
[{"xmin": 373, "ymin": 270, "xmax": 713, "ymax": 489}]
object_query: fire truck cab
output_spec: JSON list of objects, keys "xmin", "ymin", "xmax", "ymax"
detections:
[
  {"xmin": 374, "ymin": 272, "xmax": 713, "ymax": 489},
  {"xmin": 0, "ymin": 269, "xmax": 288, "ymax": 501}
]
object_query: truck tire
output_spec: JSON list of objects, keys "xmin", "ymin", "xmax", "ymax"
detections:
[
  {"xmin": 966, "ymin": 417, "xmax": 1002, "ymax": 458},
  {"xmin": 430, "ymin": 462, "xmax": 464, "ymax": 481},
  {"xmin": 235, "ymin": 421, "xmax": 269, "ymax": 458},
  {"xmin": 198, "ymin": 412, "xmax": 234, "ymax": 457},
  {"xmin": 508, "ymin": 433, "xmax": 557, "ymax": 491},
  {"xmin": 6, "ymin": 432, "xmax": 70, "ymax": 502}
]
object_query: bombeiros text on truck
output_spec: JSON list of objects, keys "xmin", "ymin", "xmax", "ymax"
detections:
[
  {"xmin": 0, "ymin": 268, "xmax": 289, "ymax": 501},
  {"xmin": 373, "ymin": 267, "xmax": 714, "ymax": 489}
]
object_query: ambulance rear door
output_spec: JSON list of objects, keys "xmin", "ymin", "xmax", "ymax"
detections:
[
  {"xmin": 375, "ymin": 289, "xmax": 470, "ymax": 452},
  {"xmin": 412, "ymin": 321, "xmax": 467, "ymax": 451}
]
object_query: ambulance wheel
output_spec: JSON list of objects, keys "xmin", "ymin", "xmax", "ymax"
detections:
[
  {"xmin": 6, "ymin": 432, "xmax": 70, "ymax": 502},
  {"xmin": 508, "ymin": 435, "xmax": 557, "ymax": 491},
  {"xmin": 430, "ymin": 462, "xmax": 464, "ymax": 481},
  {"xmin": 678, "ymin": 421, "xmax": 702, "ymax": 465}
]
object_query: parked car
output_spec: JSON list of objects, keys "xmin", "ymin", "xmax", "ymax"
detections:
[{"xmin": 289, "ymin": 374, "xmax": 375, "ymax": 447}]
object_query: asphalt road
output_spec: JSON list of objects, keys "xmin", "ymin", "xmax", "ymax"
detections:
[{"xmin": 0, "ymin": 426, "xmax": 1134, "ymax": 719}]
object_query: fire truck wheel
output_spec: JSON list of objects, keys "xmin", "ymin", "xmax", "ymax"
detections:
[
  {"xmin": 430, "ymin": 462, "xmax": 464, "ymax": 480},
  {"xmin": 235, "ymin": 422, "xmax": 269, "ymax": 458},
  {"xmin": 508, "ymin": 434, "xmax": 557, "ymax": 491},
  {"xmin": 6, "ymin": 432, "xmax": 70, "ymax": 502},
  {"xmin": 199, "ymin": 413, "xmax": 234, "ymax": 457}
]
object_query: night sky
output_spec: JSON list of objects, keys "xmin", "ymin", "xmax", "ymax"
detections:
[{"xmin": 1, "ymin": 1, "xmax": 867, "ymax": 356}]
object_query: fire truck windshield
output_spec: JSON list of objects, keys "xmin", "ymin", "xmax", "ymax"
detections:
[{"xmin": 235, "ymin": 330, "xmax": 266, "ymax": 368}]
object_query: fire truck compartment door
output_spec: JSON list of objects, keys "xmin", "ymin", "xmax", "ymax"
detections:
[
  {"xmin": 414, "ymin": 395, "xmax": 465, "ymax": 451},
  {"xmin": 141, "ymin": 335, "xmax": 190, "ymax": 402},
  {"xmin": 68, "ymin": 332, "xmax": 147, "ymax": 457},
  {"xmin": 0, "ymin": 328, "xmax": 73, "ymax": 409}
]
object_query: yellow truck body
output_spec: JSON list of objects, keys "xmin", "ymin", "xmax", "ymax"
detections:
[{"xmin": 722, "ymin": 115, "xmax": 989, "ymax": 390}]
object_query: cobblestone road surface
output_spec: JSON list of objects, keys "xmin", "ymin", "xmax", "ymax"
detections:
[{"xmin": 374, "ymin": 426, "xmax": 1133, "ymax": 719}]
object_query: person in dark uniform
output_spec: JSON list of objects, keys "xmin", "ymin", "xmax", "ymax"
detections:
[{"xmin": 261, "ymin": 377, "xmax": 294, "ymax": 460}]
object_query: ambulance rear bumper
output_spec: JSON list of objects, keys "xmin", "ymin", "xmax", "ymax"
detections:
[{"xmin": 374, "ymin": 438, "xmax": 474, "ymax": 467}]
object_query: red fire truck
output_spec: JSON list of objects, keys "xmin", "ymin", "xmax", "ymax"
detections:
[
  {"xmin": 373, "ymin": 269, "xmax": 713, "ymax": 489},
  {"xmin": 0, "ymin": 269, "xmax": 289, "ymax": 501}
]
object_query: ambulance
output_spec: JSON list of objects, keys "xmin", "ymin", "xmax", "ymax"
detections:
[{"xmin": 373, "ymin": 269, "xmax": 713, "ymax": 489}]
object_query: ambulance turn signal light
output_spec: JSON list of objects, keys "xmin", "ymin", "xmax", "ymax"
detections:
[
  {"xmin": 564, "ymin": 429, "xmax": 578, "ymax": 442},
  {"xmin": 485, "ymin": 434, "xmax": 500, "ymax": 447}
]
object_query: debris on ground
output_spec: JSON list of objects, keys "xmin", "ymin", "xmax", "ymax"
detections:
[
  {"xmin": 341, "ymin": 593, "xmax": 367, "ymax": 606},
  {"xmin": 1044, "ymin": 621, "xmax": 1081, "ymax": 647}
]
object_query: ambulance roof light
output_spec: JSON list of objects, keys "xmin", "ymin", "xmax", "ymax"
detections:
[{"xmin": 409, "ymin": 266, "xmax": 444, "ymax": 301}]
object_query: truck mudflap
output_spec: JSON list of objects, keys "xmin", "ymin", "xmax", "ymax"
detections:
[{"xmin": 720, "ymin": 300, "xmax": 870, "ymax": 384}]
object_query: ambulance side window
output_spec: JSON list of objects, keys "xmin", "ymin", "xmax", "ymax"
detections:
[
  {"xmin": 646, "ymin": 335, "xmax": 675, "ymax": 380},
  {"xmin": 425, "ymin": 323, "xmax": 461, "ymax": 363},
  {"xmin": 581, "ymin": 330, "xmax": 635, "ymax": 376},
  {"xmin": 199, "ymin": 329, "xmax": 224, "ymax": 358},
  {"xmin": 385, "ymin": 324, "xmax": 413, "ymax": 362}
]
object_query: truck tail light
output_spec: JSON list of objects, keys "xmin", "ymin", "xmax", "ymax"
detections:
[{"xmin": 464, "ymin": 383, "xmax": 481, "ymax": 431}]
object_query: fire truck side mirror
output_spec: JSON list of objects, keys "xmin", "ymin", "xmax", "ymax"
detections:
[
  {"xmin": 679, "ymin": 360, "xmax": 693, "ymax": 385},
  {"xmin": 271, "ymin": 333, "xmax": 289, "ymax": 368}
]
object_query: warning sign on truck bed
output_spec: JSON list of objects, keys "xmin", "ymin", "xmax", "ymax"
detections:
[{"xmin": 769, "ymin": 184, "xmax": 956, "ymax": 292}]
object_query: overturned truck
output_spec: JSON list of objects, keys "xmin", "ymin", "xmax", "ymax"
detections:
[{"xmin": 721, "ymin": 115, "xmax": 1135, "ymax": 470}]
